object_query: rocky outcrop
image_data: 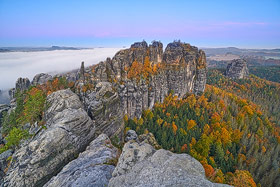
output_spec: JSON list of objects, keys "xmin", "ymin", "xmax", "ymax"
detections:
[
  {"xmin": 3, "ymin": 89, "xmax": 95, "ymax": 187},
  {"xmin": 32, "ymin": 73, "xmax": 52, "ymax": 86},
  {"xmin": 84, "ymin": 82, "xmax": 124, "ymax": 139},
  {"xmin": 92, "ymin": 41, "xmax": 207, "ymax": 118},
  {"xmin": 125, "ymin": 130, "xmax": 138, "ymax": 142},
  {"xmin": 8, "ymin": 78, "xmax": 31, "ymax": 100},
  {"xmin": 138, "ymin": 133, "xmax": 161, "ymax": 149},
  {"xmin": 109, "ymin": 140, "xmax": 230, "ymax": 187},
  {"xmin": 15, "ymin": 78, "xmax": 30, "ymax": 92},
  {"xmin": 44, "ymin": 134, "xmax": 118, "ymax": 187},
  {"xmin": 225, "ymin": 59, "xmax": 249, "ymax": 79}
]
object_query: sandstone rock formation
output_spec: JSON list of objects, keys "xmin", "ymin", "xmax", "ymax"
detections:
[
  {"xmin": 84, "ymin": 82, "xmax": 124, "ymax": 139},
  {"xmin": 8, "ymin": 77, "xmax": 31, "ymax": 100},
  {"xmin": 44, "ymin": 134, "xmax": 118, "ymax": 187},
  {"xmin": 225, "ymin": 59, "xmax": 249, "ymax": 79},
  {"xmin": 138, "ymin": 132, "xmax": 161, "ymax": 149},
  {"xmin": 32, "ymin": 73, "xmax": 53, "ymax": 86},
  {"xmin": 125, "ymin": 130, "xmax": 138, "ymax": 142},
  {"xmin": 15, "ymin": 77, "xmax": 30, "ymax": 92},
  {"xmin": 92, "ymin": 41, "xmax": 207, "ymax": 118},
  {"xmin": 109, "ymin": 140, "xmax": 230, "ymax": 187},
  {"xmin": 3, "ymin": 89, "xmax": 95, "ymax": 187}
]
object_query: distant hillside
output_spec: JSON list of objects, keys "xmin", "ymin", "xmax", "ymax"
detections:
[{"xmin": 203, "ymin": 47, "xmax": 280, "ymax": 57}]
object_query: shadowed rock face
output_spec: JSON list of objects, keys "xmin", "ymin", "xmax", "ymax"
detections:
[
  {"xmin": 15, "ymin": 78, "xmax": 30, "ymax": 92},
  {"xmin": 3, "ymin": 89, "xmax": 95, "ymax": 187},
  {"xmin": 225, "ymin": 59, "xmax": 249, "ymax": 79},
  {"xmin": 108, "ymin": 140, "xmax": 230, "ymax": 187},
  {"xmin": 84, "ymin": 82, "xmax": 124, "ymax": 139},
  {"xmin": 9, "ymin": 77, "xmax": 31, "ymax": 99},
  {"xmin": 93, "ymin": 41, "xmax": 207, "ymax": 118}
]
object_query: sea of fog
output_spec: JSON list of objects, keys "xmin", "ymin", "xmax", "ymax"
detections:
[{"xmin": 0, "ymin": 48, "xmax": 122, "ymax": 90}]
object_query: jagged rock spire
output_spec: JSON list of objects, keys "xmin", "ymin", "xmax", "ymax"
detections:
[{"xmin": 79, "ymin": 61, "xmax": 85, "ymax": 81}]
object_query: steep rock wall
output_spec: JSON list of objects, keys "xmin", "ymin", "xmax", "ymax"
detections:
[{"xmin": 93, "ymin": 41, "xmax": 207, "ymax": 118}]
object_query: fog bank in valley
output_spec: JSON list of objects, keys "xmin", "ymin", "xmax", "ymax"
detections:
[{"xmin": 0, "ymin": 48, "xmax": 122, "ymax": 90}]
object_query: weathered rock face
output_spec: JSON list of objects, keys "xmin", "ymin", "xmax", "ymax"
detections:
[
  {"xmin": 44, "ymin": 134, "xmax": 118, "ymax": 187},
  {"xmin": 32, "ymin": 73, "xmax": 52, "ymax": 86},
  {"xmin": 92, "ymin": 41, "xmax": 207, "ymax": 118},
  {"xmin": 109, "ymin": 141, "xmax": 230, "ymax": 187},
  {"xmin": 8, "ymin": 77, "xmax": 31, "ymax": 100},
  {"xmin": 15, "ymin": 77, "xmax": 30, "ymax": 92},
  {"xmin": 84, "ymin": 82, "xmax": 124, "ymax": 139},
  {"xmin": 125, "ymin": 130, "xmax": 138, "ymax": 142},
  {"xmin": 225, "ymin": 59, "xmax": 249, "ymax": 79},
  {"xmin": 138, "ymin": 133, "xmax": 161, "ymax": 149},
  {"xmin": 3, "ymin": 89, "xmax": 95, "ymax": 187}
]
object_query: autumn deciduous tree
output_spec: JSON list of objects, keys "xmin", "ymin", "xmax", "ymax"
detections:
[
  {"xmin": 187, "ymin": 120, "xmax": 197, "ymax": 130},
  {"xmin": 228, "ymin": 170, "xmax": 257, "ymax": 187},
  {"xmin": 172, "ymin": 121, "xmax": 178, "ymax": 135}
]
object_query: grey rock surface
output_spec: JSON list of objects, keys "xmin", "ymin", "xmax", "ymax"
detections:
[
  {"xmin": 138, "ymin": 133, "xmax": 161, "ymax": 149},
  {"xmin": 125, "ymin": 130, "xmax": 138, "ymax": 142},
  {"xmin": 15, "ymin": 77, "xmax": 30, "ymax": 93},
  {"xmin": 3, "ymin": 89, "xmax": 95, "ymax": 187},
  {"xmin": 84, "ymin": 82, "xmax": 124, "ymax": 139},
  {"xmin": 109, "ymin": 141, "xmax": 230, "ymax": 187},
  {"xmin": 8, "ymin": 77, "xmax": 30, "ymax": 100},
  {"xmin": 225, "ymin": 59, "xmax": 249, "ymax": 79},
  {"xmin": 44, "ymin": 133, "xmax": 118, "ymax": 187},
  {"xmin": 32, "ymin": 73, "xmax": 53, "ymax": 86}
]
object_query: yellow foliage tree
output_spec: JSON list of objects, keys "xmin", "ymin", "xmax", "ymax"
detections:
[{"xmin": 187, "ymin": 120, "xmax": 197, "ymax": 130}]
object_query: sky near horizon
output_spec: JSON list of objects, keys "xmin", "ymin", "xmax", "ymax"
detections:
[{"xmin": 0, "ymin": 0, "xmax": 280, "ymax": 48}]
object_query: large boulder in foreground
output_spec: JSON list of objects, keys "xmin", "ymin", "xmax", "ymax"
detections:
[
  {"xmin": 3, "ymin": 89, "xmax": 95, "ymax": 187},
  {"xmin": 45, "ymin": 134, "xmax": 118, "ymax": 187},
  {"xmin": 109, "ymin": 141, "xmax": 230, "ymax": 187},
  {"xmin": 225, "ymin": 59, "xmax": 249, "ymax": 79}
]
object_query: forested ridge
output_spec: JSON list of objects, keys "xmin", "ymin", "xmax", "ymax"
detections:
[
  {"xmin": 125, "ymin": 83, "xmax": 280, "ymax": 187},
  {"xmin": 207, "ymin": 69, "xmax": 280, "ymax": 126}
]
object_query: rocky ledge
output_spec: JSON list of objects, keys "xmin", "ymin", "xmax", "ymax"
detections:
[
  {"xmin": 44, "ymin": 134, "xmax": 119, "ymax": 187},
  {"xmin": 109, "ymin": 131, "xmax": 230, "ymax": 187},
  {"xmin": 42, "ymin": 131, "xmax": 230, "ymax": 187}
]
